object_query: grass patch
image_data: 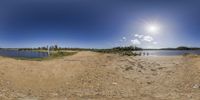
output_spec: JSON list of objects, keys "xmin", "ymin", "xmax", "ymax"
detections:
[
  {"xmin": 50, "ymin": 51, "xmax": 77, "ymax": 58},
  {"xmin": 31, "ymin": 50, "xmax": 48, "ymax": 52}
]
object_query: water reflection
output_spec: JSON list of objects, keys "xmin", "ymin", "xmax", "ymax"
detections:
[{"xmin": 0, "ymin": 50, "xmax": 48, "ymax": 58}]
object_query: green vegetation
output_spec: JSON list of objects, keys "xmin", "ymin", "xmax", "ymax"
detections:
[
  {"xmin": 31, "ymin": 50, "xmax": 48, "ymax": 52},
  {"xmin": 17, "ymin": 45, "xmax": 94, "ymax": 52},
  {"xmin": 49, "ymin": 51, "xmax": 77, "ymax": 58},
  {"xmin": 92, "ymin": 46, "xmax": 143, "ymax": 56}
]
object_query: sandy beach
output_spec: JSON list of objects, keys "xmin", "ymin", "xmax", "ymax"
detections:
[{"xmin": 0, "ymin": 51, "xmax": 199, "ymax": 100}]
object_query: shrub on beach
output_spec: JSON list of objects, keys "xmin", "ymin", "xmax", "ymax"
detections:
[{"xmin": 93, "ymin": 46, "xmax": 143, "ymax": 56}]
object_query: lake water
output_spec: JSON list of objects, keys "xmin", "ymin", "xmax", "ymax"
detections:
[
  {"xmin": 133, "ymin": 50, "xmax": 200, "ymax": 56},
  {"xmin": 0, "ymin": 49, "xmax": 48, "ymax": 58}
]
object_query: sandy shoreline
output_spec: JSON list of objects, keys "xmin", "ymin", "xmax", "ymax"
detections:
[{"xmin": 0, "ymin": 51, "xmax": 199, "ymax": 100}]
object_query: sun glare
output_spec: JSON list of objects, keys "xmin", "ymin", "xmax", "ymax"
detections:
[{"xmin": 147, "ymin": 24, "xmax": 160, "ymax": 34}]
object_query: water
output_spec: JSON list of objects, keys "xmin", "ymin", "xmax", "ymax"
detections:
[
  {"xmin": 133, "ymin": 50, "xmax": 200, "ymax": 56},
  {"xmin": 0, "ymin": 49, "xmax": 48, "ymax": 58}
]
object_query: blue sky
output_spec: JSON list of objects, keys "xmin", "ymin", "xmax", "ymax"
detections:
[{"xmin": 0, "ymin": 0, "xmax": 200, "ymax": 48}]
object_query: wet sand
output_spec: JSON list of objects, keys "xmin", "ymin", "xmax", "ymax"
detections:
[{"xmin": 0, "ymin": 51, "xmax": 199, "ymax": 100}]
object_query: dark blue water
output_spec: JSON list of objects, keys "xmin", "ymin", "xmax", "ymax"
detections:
[
  {"xmin": 133, "ymin": 50, "xmax": 200, "ymax": 56},
  {"xmin": 0, "ymin": 50, "xmax": 48, "ymax": 58}
]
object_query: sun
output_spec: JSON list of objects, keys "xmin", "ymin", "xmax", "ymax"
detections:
[{"xmin": 146, "ymin": 24, "xmax": 160, "ymax": 34}]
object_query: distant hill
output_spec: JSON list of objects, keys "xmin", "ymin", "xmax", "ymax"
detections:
[{"xmin": 160, "ymin": 46, "xmax": 200, "ymax": 50}]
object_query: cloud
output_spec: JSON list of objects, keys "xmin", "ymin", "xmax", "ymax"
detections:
[
  {"xmin": 153, "ymin": 41, "xmax": 158, "ymax": 45},
  {"xmin": 143, "ymin": 35, "xmax": 154, "ymax": 42},
  {"xmin": 122, "ymin": 37, "xmax": 126, "ymax": 40},
  {"xmin": 119, "ymin": 37, "xmax": 127, "ymax": 42},
  {"xmin": 133, "ymin": 34, "xmax": 158, "ymax": 46},
  {"xmin": 131, "ymin": 39, "xmax": 141, "ymax": 45},
  {"xmin": 134, "ymin": 34, "xmax": 139, "ymax": 37},
  {"xmin": 138, "ymin": 35, "xmax": 144, "ymax": 39},
  {"xmin": 134, "ymin": 34, "xmax": 144, "ymax": 39}
]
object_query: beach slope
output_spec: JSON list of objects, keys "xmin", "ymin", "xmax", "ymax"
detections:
[{"xmin": 0, "ymin": 51, "xmax": 199, "ymax": 100}]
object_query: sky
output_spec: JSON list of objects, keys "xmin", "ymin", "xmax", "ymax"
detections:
[{"xmin": 0, "ymin": 0, "xmax": 200, "ymax": 48}]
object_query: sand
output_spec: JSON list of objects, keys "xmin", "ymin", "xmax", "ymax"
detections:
[{"xmin": 0, "ymin": 51, "xmax": 199, "ymax": 100}]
